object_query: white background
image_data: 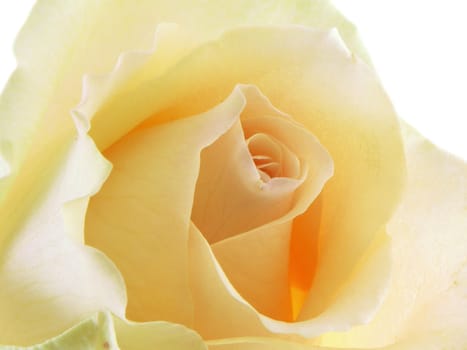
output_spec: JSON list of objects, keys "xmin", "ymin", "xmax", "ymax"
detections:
[{"xmin": 1, "ymin": 1, "xmax": 466, "ymax": 160}]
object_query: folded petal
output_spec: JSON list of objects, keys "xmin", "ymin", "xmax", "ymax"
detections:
[
  {"xmin": 0, "ymin": 311, "xmax": 207, "ymax": 350},
  {"xmin": 192, "ymin": 85, "xmax": 332, "ymax": 321},
  {"xmin": 189, "ymin": 222, "xmax": 391, "ymax": 339},
  {"xmin": 0, "ymin": 135, "xmax": 126, "ymax": 346},
  {"xmin": 96, "ymin": 26, "xmax": 402, "ymax": 335},
  {"xmin": 318, "ymin": 124, "xmax": 467, "ymax": 348},
  {"xmin": 0, "ymin": 312, "xmax": 119, "ymax": 350},
  {"xmin": 113, "ymin": 315, "xmax": 207, "ymax": 350},
  {"xmin": 0, "ymin": 0, "xmax": 365, "ymax": 230},
  {"xmin": 85, "ymin": 87, "xmax": 249, "ymax": 325},
  {"xmin": 206, "ymin": 337, "xmax": 311, "ymax": 350}
]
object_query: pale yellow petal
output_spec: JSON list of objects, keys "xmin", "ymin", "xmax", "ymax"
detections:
[
  {"xmin": 257, "ymin": 230, "xmax": 391, "ymax": 337},
  {"xmin": 95, "ymin": 26, "xmax": 402, "ymax": 335},
  {"xmin": 113, "ymin": 315, "xmax": 207, "ymax": 350},
  {"xmin": 0, "ymin": 311, "xmax": 208, "ymax": 350},
  {"xmin": 192, "ymin": 85, "xmax": 332, "ymax": 321},
  {"xmin": 0, "ymin": 136, "xmax": 125, "ymax": 346},
  {"xmin": 0, "ymin": 0, "xmax": 365, "ymax": 238},
  {"xmin": 212, "ymin": 221, "xmax": 295, "ymax": 322},
  {"xmin": 188, "ymin": 224, "xmax": 270, "ymax": 339},
  {"xmin": 0, "ymin": 312, "xmax": 119, "ymax": 350},
  {"xmin": 85, "ymin": 87, "xmax": 249, "ymax": 325},
  {"xmin": 207, "ymin": 337, "xmax": 310, "ymax": 350},
  {"xmin": 189, "ymin": 222, "xmax": 391, "ymax": 340},
  {"xmin": 318, "ymin": 124, "xmax": 467, "ymax": 348},
  {"xmin": 192, "ymin": 120, "xmax": 300, "ymax": 244}
]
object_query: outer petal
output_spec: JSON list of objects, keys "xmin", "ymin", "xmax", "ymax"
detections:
[
  {"xmin": 93, "ymin": 26, "xmax": 403, "ymax": 336},
  {"xmin": 189, "ymin": 222, "xmax": 391, "ymax": 339},
  {"xmin": 0, "ymin": 0, "xmax": 366, "ymax": 240},
  {"xmin": 85, "ymin": 87, "xmax": 248, "ymax": 325},
  {"xmin": 207, "ymin": 338, "xmax": 311, "ymax": 350},
  {"xmin": 0, "ymin": 312, "xmax": 207, "ymax": 350},
  {"xmin": 0, "ymin": 133, "xmax": 126, "ymax": 346},
  {"xmin": 0, "ymin": 312, "xmax": 119, "ymax": 350},
  {"xmin": 113, "ymin": 316, "xmax": 207, "ymax": 350},
  {"xmin": 318, "ymin": 124, "xmax": 467, "ymax": 348}
]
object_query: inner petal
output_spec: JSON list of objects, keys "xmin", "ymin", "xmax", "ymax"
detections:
[
  {"xmin": 191, "ymin": 120, "xmax": 302, "ymax": 244},
  {"xmin": 191, "ymin": 85, "xmax": 333, "ymax": 321},
  {"xmin": 247, "ymin": 133, "xmax": 283, "ymax": 178}
]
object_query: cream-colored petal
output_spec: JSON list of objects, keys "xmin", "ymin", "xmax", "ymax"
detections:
[
  {"xmin": 190, "ymin": 222, "xmax": 391, "ymax": 340},
  {"xmin": 257, "ymin": 230, "xmax": 391, "ymax": 337},
  {"xmin": 0, "ymin": 0, "xmax": 366, "ymax": 241},
  {"xmin": 85, "ymin": 87, "xmax": 248, "ymax": 325},
  {"xmin": 0, "ymin": 136, "xmax": 125, "ymax": 346},
  {"xmin": 212, "ymin": 221, "xmax": 295, "ymax": 321},
  {"xmin": 0, "ymin": 21, "xmax": 196, "ymax": 259},
  {"xmin": 206, "ymin": 337, "xmax": 311, "ymax": 350},
  {"xmin": 113, "ymin": 315, "xmax": 207, "ymax": 350},
  {"xmin": 0, "ymin": 312, "xmax": 119, "ymax": 350},
  {"xmin": 0, "ymin": 311, "xmax": 208, "ymax": 350},
  {"xmin": 318, "ymin": 124, "xmax": 467, "ymax": 348},
  {"xmin": 191, "ymin": 85, "xmax": 332, "ymax": 321},
  {"xmin": 192, "ymin": 117, "xmax": 304, "ymax": 243},
  {"xmin": 192, "ymin": 119, "xmax": 293, "ymax": 243},
  {"xmin": 188, "ymin": 224, "xmax": 271, "ymax": 339},
  {"xmin": 94, "ymin": 26, "xmax": 400, "ymax": 335}
]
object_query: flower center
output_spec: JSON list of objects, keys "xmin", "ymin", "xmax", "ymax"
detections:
[
  {"xmin": 191, "ymin": 120, "xmax": 303, "ymax": 245},
  {"xmin": 247, "ymin": 132, "xmax": 301, "ymax": 183}
]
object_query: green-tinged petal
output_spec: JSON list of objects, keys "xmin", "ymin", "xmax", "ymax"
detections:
[
  {"xmin": 0, "ymin": 311, "xmax": 208, "ymax": 350},
  {"xmin": 0, "ymin": 134, "xmax": 126, "ymax": 346},
  {"xmin": 0, "ymin": 312, "xmax": 119, "ymax": 350},
  {"xmin": 113, "ymin": 316, "xmax": 207, "ymax": 350},
  {"xmin": 318, "ymin": 124, "xmax": 467, "ymax": 348}
]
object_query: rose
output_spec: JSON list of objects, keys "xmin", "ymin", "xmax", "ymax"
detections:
[{"xmin": 0, "ymin": 1, "xmax": 465, "ymax": 349}]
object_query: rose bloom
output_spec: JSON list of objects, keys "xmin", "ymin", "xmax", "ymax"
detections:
[{"xmin": 0, "ymin": 0, "xmax": 466, "ymax": 349}]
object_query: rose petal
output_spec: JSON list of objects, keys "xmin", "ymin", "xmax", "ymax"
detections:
[
  {"xmin": 188, "ymin": 223, "xmax": 270, "ymax": 338},
  {"xmin": 191, "ymin": 85, "xmax": 332, "ymax": 321},
  {"xmin": 0, "ymin": 311, "xmax": 207, "ymax": 350},
  {"xmin": 96, "ymin": 26, "xmax": 402, "ymax": 334},
  {"xmin": 0, "ymin": 312, "xmax": 120, "ymax": 350},
  {"xmin": 0, "ymin": 0, "xmax": 366, "ymax": 227},
  {"xmin": 206, "ymin": 337, "xmax": 311, "ymax": 350},
  {"xmin": 317, "ymin": 123, "xmax": 467, "ymax": 348},
  {"xmin": 191, "ymin": 120, "xmax": 302, "ymax": 244},
  {"xmin": 0, "ymin": 135, "xmax": 126, "ymax": 346},
  {"xmin": 113, "ymin": 314, "xmax": 207, "ymax": 350},
  {"xmin": 189, "ymin": 221, "xmax": 391, "ymax": 339},
  {"xmin": 85, "ymin": 87, "xmax": 250, "ymax": 324}
]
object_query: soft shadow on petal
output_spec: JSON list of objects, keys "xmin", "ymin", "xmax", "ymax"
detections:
[
  {"xmin": 206, "ymin": 337, "xmax": 311, "ymax": 350},
  {"xmin": 192, "ymin": 85, "xmax": 332, "ymax": 322},
  {"xmin": 0, "ymin": 311, "xmax": 207, "ymax": 350},
  {"xmin": 318, "ymin": 123, "xmax": 467, "ymax": 348},
  {"xmin": 0, "ymin": 0, "xmax": 365, "ymax": 238},
  {"xmin": 188, "ymin": 223, "xmax": 272, "ymax": 339},
  {"xmin": 192, "ymin": 120, "xmax": 300, "ymax": 244},
  {"xmin": 98, "ymin": 26, "xmax": 401, "ymax": 335},
  {"xmin": 189, "ymin": 221, "xmax": 391, "ymax": 339},
  {"xmin": 85, "ymin": 87, "xmax": 249, "ymax": 325},
  {"xmin": 113, "ymin": 314, "xmax": 207, "ymax": 350},
  {"xmin": 0, "ymin": 312, "xmax": 119, "ymax": 350},
  {"xmin": 0, "ymin": 135, "xmax": 126, "ymax": 346},
  {"xmin": 0, "ymin": 22, "xmax": 197, "ymax": 262}
]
